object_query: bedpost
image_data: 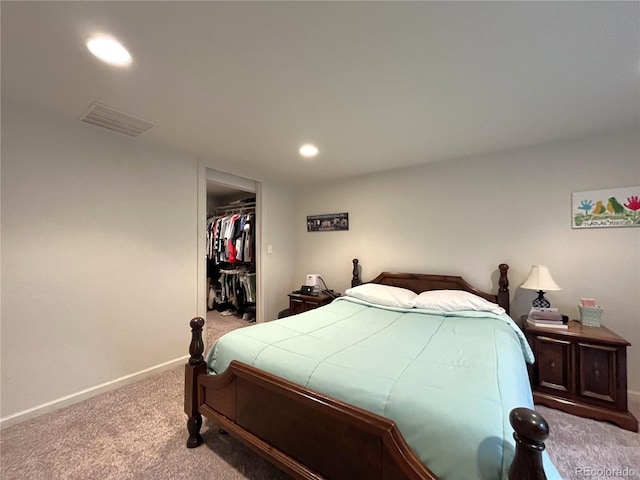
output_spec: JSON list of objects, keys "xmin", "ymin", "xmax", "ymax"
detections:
[
  {"xmin": 498, "ymin": 263, "xmax": 510, "ymax": 314},
  {"xmin": 352, "ymin": 258, "xmax": 361, "ymax": 287},
  {"xmin": 185, "ymin": 316, "xmax": 206, "ymax": 448},
  {"xmin": 509, "ymin": 408, "xmax": 549, "ymax": 480}
]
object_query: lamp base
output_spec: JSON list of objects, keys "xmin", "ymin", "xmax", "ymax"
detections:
[{"xmin": 532, "ymin": 290, "xmax": 550, "ymax": 308}]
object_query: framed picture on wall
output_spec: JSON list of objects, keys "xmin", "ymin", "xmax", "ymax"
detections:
[
  {"xmin": 572, "ymin": 187, "xmax": 640, "ymax": 228},
  {"xmin": 307, "ymin": 213, "xmax": 349, "ymax": 232}
]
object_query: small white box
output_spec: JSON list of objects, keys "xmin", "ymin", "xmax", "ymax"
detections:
[
  {"xmin": 578, "ymin": 305, "xmax": 603, "ymax": 327},
  {"xmin": 305, "ymin": 274, "xmax": 320, "ymax": 287}
]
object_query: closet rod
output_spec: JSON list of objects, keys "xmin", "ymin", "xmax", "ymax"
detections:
[{"xmin": 212, "ymin": 202, "xmax": 256, "ymax": 215}]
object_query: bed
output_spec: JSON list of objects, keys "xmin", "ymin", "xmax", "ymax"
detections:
[{"xmin": 185, "ymin": 259, "xmax": 559, "ymax": 480}]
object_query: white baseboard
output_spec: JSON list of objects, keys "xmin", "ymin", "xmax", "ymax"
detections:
[
  {"xmin": 628, "ymin": 389, "xmax": 640, "ymax": 421},
  {"xmin": 0, "ymin": 355, "xmax": 189, "ymax": 430}
]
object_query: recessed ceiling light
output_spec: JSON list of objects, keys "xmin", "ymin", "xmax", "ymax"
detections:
[
  {"xmin": 86, "ymin": 35, "xmax": 132, "ymax": 66},
  {"xmin": 299, "ymin": 144, "xmax": 319, "ymax": 158}
]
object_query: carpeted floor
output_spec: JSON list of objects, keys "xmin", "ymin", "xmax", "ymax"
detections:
[
  {"xmin": 536, "ymin": 405, "xmax": 640, "ymax": 479},
  {"xmin": 1, "ymin": 311, "xmax": 638, "ymax": 479}
]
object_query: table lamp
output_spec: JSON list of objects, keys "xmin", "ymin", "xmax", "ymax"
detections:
[{"xmin": 520, "ymin": 265, "xmax": 561, "ymax": 308}]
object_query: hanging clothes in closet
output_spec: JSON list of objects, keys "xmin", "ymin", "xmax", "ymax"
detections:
[
  {"xmin": 207, "ymin": 211, "xmax": 255, "ymax": 266},
  {"xmin": 217, "ymin": 266, "xmax": 256, "ymax": 310},
  {"xmin": 206, "ymin": 200, "xmax": 256, "ymax": 320}
]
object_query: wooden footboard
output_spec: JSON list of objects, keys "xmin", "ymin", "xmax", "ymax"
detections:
[
  {"xmin": 185, "ymin": 318, "xmax": 550, "ymax": 480},
  {"xmin": 201, "ymin": 360, "xmax": 436, "ymax": 479}
]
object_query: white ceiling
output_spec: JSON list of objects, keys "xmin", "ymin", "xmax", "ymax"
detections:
[{"xmin": 3, "ymin": 1, "xmax": 639, "ymax": 185}]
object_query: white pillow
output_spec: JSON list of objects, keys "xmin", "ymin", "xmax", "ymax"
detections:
[
  {"xmin": 345, "ymin": 283, "xmax": 417, "ymax": 308},
  {"xmin": 410, "ymin": 289, "xmax": 505, "ymax": 315}
]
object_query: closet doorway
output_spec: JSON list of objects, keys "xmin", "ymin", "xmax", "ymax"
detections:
[{"xmin": 202, "ymin": 167, "xmax": 261, "ymax": 328}]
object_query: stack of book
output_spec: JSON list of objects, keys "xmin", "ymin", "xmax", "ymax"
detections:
[{"xmin": 526, "ymin": 308, "xmax": 567, "ymax": 329}]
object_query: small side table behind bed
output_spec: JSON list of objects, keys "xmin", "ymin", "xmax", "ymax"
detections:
[{"xmin": 288, "ymin": 292, "xmax": 338, "ymax": 315}]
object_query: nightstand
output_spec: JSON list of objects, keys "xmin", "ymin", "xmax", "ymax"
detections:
[
  {"xmin": 522, "ymin": 317, "xmax": 638, "ymax": 432},
  {"xmin": 288, "ymin": 292, "xmax": 338, "ymax": 315}
]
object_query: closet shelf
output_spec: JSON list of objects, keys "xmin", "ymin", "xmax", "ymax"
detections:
[{"xmin": 213, "ymin": 200, "xmax": 256, "ymax": 215}]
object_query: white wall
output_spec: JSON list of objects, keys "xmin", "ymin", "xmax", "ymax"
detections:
[
  {"xmin": 293, "ymin": 130, "xmax": 640, "ymax": 402},
  {"xmin": 1, "ymin": 100, "xmax": 200, "ymax": 423},
  {"xmin": 1, "ymin": 99, "xmax": 298, "ymax": 425},
  {"xmin": 259, "ymin": 179, "xmax": 297, "ymax": 321}
]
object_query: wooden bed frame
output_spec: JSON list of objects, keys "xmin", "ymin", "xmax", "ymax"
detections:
[{"xmin": 185, "ymin": 259, "xmax": 551, "ymax": 480}]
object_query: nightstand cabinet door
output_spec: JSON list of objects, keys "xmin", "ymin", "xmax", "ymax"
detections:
[
  {"xmin": 289, "ymin": 297, "xmax": 306, "ymax": 315},
  {"xmin": 577, "ymin": 342, "xmax": 623, "ymax": 409},
  {"xmin": 534, "ymin": 336, "xmax": 572, "ymax": 394}
]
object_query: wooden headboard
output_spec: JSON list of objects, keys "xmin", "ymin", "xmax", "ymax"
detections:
[{"xmin": 350, "ymin": 258, "xmax": 510, "ymax": 313}]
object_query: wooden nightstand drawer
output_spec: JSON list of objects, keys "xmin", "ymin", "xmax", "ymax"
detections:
[{"xmin": 289, "ymin": 298, "xmax": 306, "ymax": 315}]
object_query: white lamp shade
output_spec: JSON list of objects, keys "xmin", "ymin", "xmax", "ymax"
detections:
[{"xmin": 520, "ymin": 265, "xmax": 562, "ymax": 291}]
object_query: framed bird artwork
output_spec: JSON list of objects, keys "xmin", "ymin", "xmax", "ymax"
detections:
[{"xmin": 572, "ymin": 186, "xmax": 640, "ymax": 228}]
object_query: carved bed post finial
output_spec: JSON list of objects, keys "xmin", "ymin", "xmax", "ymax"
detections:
[
  {"xmin": 352, "ymin": 258, "xmax": 361, "ymax": 287},
  {"xmin": 186, "ymin": 317, "xmax": 206, "ymax": 448},
  {"xmin": 189, "ymin": 317, "xmax": 205, "ymax": 365},
  {"xmin": 499, "ymin": 264, "xmax": 509, "ymax": 291},
  {"xmin": 498, "ymin": 263, "xmax": 510, "ymax": 314},
  {"xmin": 508, "ymin": 408, "xmax": 549, "ymax": 480}
]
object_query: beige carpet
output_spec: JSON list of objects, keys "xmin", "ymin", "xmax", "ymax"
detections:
[
  {"xmin": 536, "ymin": 405, "xmax": 640, "ymax": 479},
  {"xmin": 1, "ymin": 311, "xmax": 639, "ymax": 479}
]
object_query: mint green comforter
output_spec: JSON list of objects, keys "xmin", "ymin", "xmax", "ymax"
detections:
[{"xmin": 206, "ymin": 297, "xmax": 560, "ymax": 480}]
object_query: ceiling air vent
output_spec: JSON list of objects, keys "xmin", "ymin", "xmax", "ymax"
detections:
[{"xmin": 80, "ymin": 102, "xmax": 154, "ymax": 137}]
